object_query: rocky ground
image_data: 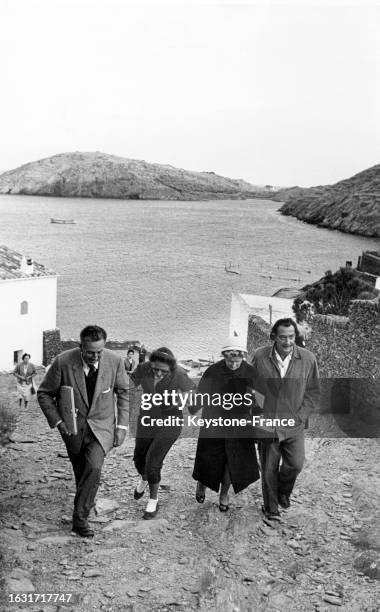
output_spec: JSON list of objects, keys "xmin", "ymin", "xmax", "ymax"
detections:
[{"xmin": 1, "ymin": 386, "xmax": 380, "ymax": 612}]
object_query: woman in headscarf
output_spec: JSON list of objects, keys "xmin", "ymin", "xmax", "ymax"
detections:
[
  {"xmin": 191, "ymin": 338, "xmax": 259, "ymax": 511},
  {"xmin": 13, "ymin": 353, "xmax": 37, "ymax": 409},
  {"xmin": 130, "ymin": 347, "xmax": 195, "ymax": 519}
]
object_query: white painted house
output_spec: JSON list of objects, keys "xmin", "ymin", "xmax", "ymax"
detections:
[
  {"xmin": 0, "ymin": 246, "xmax": 58, "ymax": 370},
  {"xmin": 229, "ymin": 292, "xmax": 295, "ymax": 342}
]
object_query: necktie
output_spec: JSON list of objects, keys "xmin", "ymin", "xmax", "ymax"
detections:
[
  {"xmin": 85, "ymin": 365, "xmax": 98, "ymax": 406},
  {"xmin": 88, "ymin": 364, "xmax": 97, "ymax": 378}
]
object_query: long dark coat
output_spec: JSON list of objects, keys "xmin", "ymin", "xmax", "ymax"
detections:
[{"xmin": 191, "ymin": 359, "xmax": 260, "ymax": 494}]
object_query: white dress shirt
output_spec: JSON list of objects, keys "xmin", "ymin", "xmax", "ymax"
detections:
[{"xmin": 274, "ymin": 349, "xmax": 293, "ymax": 378}]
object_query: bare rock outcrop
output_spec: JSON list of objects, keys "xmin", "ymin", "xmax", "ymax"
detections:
[
  {"xmin": 0, "ymin": 151, "xmax": 266, "ymax": 201},
  {"xmin": 275, "ymin": 164, "xmax": 380, "ymax": 237}
]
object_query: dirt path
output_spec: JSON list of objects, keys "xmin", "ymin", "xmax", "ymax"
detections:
[{"xmin": 1, "ymin": 393, "xmax": 379, "ymax": 612}]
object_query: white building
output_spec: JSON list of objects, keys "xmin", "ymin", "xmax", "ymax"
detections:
[
  {"xmin": 229, "ymin": 292, "xmax": 295, "ymax": 342},
  {"xmin": 0, "ymin": 246, "xmax": 58, "ymax": 370}
]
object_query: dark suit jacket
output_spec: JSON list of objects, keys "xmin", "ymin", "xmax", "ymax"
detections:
[
  {"xmin": 124, "ymin": 357, "xmax": 136, "ymax": 373},
  {"xmin": 37, "ymin": 347, "xmax": 129, "ymax": 454}
]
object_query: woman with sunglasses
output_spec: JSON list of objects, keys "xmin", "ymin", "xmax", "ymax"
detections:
[
  {"xmin": 130, "ymin": 347, "xmax": 195, "ymax": 519},
  {"xmin": 191, "ymin": 338, "xmax": 259, "ymax": 511}
]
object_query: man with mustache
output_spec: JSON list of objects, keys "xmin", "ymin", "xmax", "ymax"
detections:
[{"xmin": 251, "ymin": 318, "xmax": 320, "ymax": 521}]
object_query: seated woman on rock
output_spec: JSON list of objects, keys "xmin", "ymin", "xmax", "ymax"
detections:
[
  {"xmin": 129, "ymin": 347, "xmax": 195, "ymax": 519},
  {"xmin": 190, "ymin": 338, "xmax": 259, "ymax": 511}
]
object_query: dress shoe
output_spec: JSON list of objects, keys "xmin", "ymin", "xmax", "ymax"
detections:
[
  {"xmin": 218, "ymin": 503, "xmax": 229, "ymax": 512},
  {"xmin": 134, "ymin": 488, "xmax": 145, "ymax": 500},
  {"xmin": 143, "ymin": 503, "xmax": 159, "ymax": 520},
  {"xmin": 195, "ymin": 483, "xmax": 206, "ymax": 504},
  {"xmin": 72, "ymin": 523, "xmax": 94, "ymax": 538},
  {"xmin": 261, "ymin": 505, "xmax": 281, "ymax": 521},
  {"xmin": 278, "ymin": 493, "xmax": 290, "ymax": 509}
]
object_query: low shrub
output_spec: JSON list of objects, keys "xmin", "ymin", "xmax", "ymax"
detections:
[{"xmin": 0, "ymin": 403, "xmax": 16, "ymax": 447}]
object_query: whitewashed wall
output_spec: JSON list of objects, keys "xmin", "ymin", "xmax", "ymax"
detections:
[
  {"xmin": 0, "ymin": 276, "xmax": 57, "ymax": 370},
  {"xmin": 229, "ymin": 292, "xmax": 294, "ymax": 345}
]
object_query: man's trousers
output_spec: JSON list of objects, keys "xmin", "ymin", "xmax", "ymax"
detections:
[
  {"xmin": 67, "ymin": 424, "xmax": 105, "ymax": 526},
  {"xmin": 258, "ymin": 432, "xmax": 305, "ymax": 514}
]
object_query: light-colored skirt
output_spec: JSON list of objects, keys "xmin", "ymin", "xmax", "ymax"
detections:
[{"xmin": 16, "ymin": 382, "xmax": 33, "ymax": 402}]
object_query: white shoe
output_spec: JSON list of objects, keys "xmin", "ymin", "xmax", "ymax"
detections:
[{"xmin": 143, "ymin": 498, "xmax": 159, "ymax": 519}]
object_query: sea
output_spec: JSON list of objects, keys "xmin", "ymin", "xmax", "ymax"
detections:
[{"xmin": 0, "ymin": 195, "xmax": 378, "ymax": 360}]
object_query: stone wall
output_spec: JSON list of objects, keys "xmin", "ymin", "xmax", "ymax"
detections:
[
  {"xmin": 246, "ymin": 301, "xmax": 380, "ymax": 437},
  {"xmin": 0, "ymin": 372, "xmax": 17, "ymax": 446},
  {"xmin": 306, "ymin": 300, "xmax": 380, "ymax": 436},
  {"xmin": 357, "ymin": 250, "xmax": 380, "ymax": 276},
  {"xmin": 307, "ymin": 301, "xmax": 380, "ymax": 378},
  {"xmin": 247, "ymin": 315, "xmax": 271, "ymax": 358},
  {"xmin": 42, "ymin": 329, "xmax": 62, "ymax": 366}
]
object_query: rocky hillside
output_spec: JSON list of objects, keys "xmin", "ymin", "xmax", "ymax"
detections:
[
  {"xmin": 0, "ymin": 152, "xmax": 266, "ymax": 201},
  {"xmin": 276, "ymin": 165, "xmax": 380, "ymax": 237}
]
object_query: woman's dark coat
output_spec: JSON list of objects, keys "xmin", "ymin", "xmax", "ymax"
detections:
[
  {"xmin": 130, "ymin": 361, "xmax": 195, "ymax": 437},
  {"xmin": 191, "ymin": 359, "xmax": 259, "ymax": 494}
]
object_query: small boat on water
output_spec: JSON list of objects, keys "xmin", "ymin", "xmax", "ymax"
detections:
[
  {"xmin": 50, "ymin": 218, "xmax": 76, "ymax": 224},
  {"xmin": 225, "ymin": 262, "xmax": 241, "ymax": 275},
  {"xmin": 178, "ymin": 358, "xmax": 214, "ymax": 376}
]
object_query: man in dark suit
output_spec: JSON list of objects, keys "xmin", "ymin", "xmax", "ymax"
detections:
[{"xmin": 38, "ymin": 325, "xmax": 129, "ymax": 537}]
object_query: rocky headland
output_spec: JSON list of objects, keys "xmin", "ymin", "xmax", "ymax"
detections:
[
  {"xmin": 276, "ymin": 164, "xmax": 380, "ymax": 237},
  {"xmin": 0, "ymin": 152, "xmax": 268, "ymax": 201},
  {"xmin": 2, "ymin": 152, "xmax": 379, "ymax": 236}
]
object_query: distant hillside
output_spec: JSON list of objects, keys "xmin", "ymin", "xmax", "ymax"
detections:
[
  {"xmin": 0, "ymin": 152, "xmax": 267, "ymax": 201},
  {"xmin": 274, "ymin": 165, "xmax": 380, "ymax": 237}
]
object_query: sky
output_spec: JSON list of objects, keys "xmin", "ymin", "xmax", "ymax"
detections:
[{"xmin": 1, "ymin": 0, "xmax": 379, "ymax": 187}]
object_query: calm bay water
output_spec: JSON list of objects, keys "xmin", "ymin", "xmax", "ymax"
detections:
[{"xmin": 0, "ymin": 195, "xmax": 378, "ymax": 359}]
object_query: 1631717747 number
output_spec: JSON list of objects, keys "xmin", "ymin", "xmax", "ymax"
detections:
[{"xmin": 9, "ymin": 593, "xmax": 76, "ymax": 604}]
